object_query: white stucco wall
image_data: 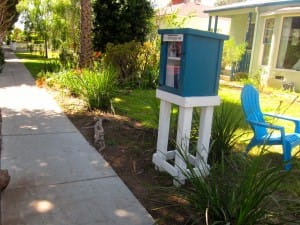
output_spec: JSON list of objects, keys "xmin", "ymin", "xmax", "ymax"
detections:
[
  {"xmin": 252, "ymin": 11, "xmax": 300, "ymax": 91},
  {"xmin": 229, "ymin": 14, "xmax": 249, "ymax": 44}
]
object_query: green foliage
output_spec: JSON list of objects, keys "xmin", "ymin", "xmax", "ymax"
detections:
[
  {"xmin": 59, "ymin": 48, "xmax": 78, "ymax": 69},
  {"xmin": 188, "ymin": 102, "xmax": 245, "ymax": 165},
  {"xmin": 53, "ymin": 67, "xmax": 118, "ymax": 111},
  {"xmin": 19, "ymin": 0, "xmax": 80, "ymax": 58},
  {"xmin": 232, "ymin": 72, "xmax": 248, "ymax": 81},
  {"xmin": 104, "ymin": 40, "xmax": 159, "ymax": 89},
  {"xmin": 178, "ymin": 151, "xmax": 300, "ymax": 225},
  {"xmin": 222, "ymin": 39, "xmax": 247, "ymax": 69},
  {"xmin": 10, "ymin": 28, "xmax": 24, "ymax": 42},
  {"xmin": 158, "ymin": 9, "xmax": 195, "ymax": 28},
  {"xmin": 209, "ymin": 102, "xmax": 245, "ymax": 164},
  {"xmin": 242, "ymin": 68, "xmax": 263, "ymax": 91},
  {"xmin": 93, "ymin": 0, "xmax": 154, "ymax": 51}
]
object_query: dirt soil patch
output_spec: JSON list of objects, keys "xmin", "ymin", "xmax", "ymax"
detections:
[{"xmin": 51, "ymin": 89, "xmax": 191, "ymax": 225}]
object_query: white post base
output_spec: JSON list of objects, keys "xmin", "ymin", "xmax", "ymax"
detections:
[{"xmin": 152, "ymin": 90, "xmax": 220, "ymax": 185}]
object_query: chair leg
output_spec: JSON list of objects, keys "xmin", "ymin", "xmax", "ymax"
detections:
[
  {"xmin": 283, "ymin": 144, "xmax": 292, "ymax": 171},
  {"xmin": 246, "ymin": 139, "xmax": 256, "ymax": 152}
]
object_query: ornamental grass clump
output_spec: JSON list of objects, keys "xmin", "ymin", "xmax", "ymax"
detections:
[
  {"xmin": 170, "ymin": 99, "xmax": 300, "ymax": 225},
  {"xmin": 52, "ymin": 66, "xmax": 118, "ymax": 112},
  {"xmin": 189, "ymin": 101, "xmax": 245, "ymax": 165},
  {"xmin": 209, "ymin": 101, "xmax": 245, "ymax": 164},
  {"xmin": 177, "ymin": 150, "xmax": 300, "ymax": 225},
  {"xmin": 76, "ymin": 67, "xmax": 117, "ymax": 111}
]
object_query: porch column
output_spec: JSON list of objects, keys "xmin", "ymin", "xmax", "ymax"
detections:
[
  {"xmin": 214, "ymin": 16, "xmax": 219, "ymax": 33},
  {"xmin": 208, "ymin": 16, "xmax": 212, "ymax": 31},
  {"xmin": 245, "ymin": 12, "xmax": 252, "ymax": 42}
]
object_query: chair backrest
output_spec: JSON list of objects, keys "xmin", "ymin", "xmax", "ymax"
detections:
[{"xmin": 241, "ymin": 85, "xmax": 267, "ymax": 138}]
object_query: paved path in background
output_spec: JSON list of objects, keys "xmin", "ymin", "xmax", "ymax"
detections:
[{"xmin": 0, "ymin": 47, "xmax": 154, "ymax": 225}]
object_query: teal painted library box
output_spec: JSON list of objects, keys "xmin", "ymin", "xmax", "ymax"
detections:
[{"xmin": 158, "ymin": 28, "xmax": 228, "ymax": 97}]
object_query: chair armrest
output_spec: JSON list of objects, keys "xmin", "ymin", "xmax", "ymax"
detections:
[
  {"xmin": 247, "ymin": 119, "xmax": 286, "ymax": 140},
  {"xmin": 264, "ymin": 113, "xmax": 300, "ymax": 133},
  {"xmin": 247, "ymin": 119, "xmax": 284, "ymax": 131}
]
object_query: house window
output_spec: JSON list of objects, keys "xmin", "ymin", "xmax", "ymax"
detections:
[
  {"xmin": 261, "ymin": 18, "xmax": 274, "ymax": 65},
  {"xmin": 277, "ymin": 16, "xmax": 300, "ymax": 70}
]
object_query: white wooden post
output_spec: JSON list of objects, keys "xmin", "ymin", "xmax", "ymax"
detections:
[
  {"xmin": 155, "ymin": 100, "xmax": 171, "ymax": 170},
  {"xmin": 196, "ymin": 106, "xmax": 215, "ymax": 173},
  {"xmin": 152, "ymin": 90, "xmax": 220, "ymax": 185},
  {"xmin": 174, "ymin": 106, "xmax": 193, "ymax": 185}
]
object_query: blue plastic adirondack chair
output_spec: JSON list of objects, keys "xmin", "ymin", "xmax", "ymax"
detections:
[{"xmin": 241, "ymin": 84, "xmax": 300, "ymax": 170}]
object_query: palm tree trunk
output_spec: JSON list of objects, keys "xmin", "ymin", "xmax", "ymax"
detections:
[{"xmin": 79, "ymin": 0, "xmax": 93, "ymax": 69}]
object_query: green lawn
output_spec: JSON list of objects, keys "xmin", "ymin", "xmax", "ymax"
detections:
[
  {"xmin": 114, "ymin": 84, "xmax": 300, "ymax": 130},
  {"xmin": 16, "ymin": 51, "xmax": 300, "ymax": 153},
  {"xmin": 16, "ymin": 52, "xmax": 58, "ymax": 79}
]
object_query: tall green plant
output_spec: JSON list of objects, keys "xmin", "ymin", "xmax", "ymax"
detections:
[
  {"xmin": 222, "ymin": 39, "xmax": 247, "ymax": 70},
  {"xmin": 242, "ymin": 68, "xmax": 264, "ymax": 91},
  {"xmin": 177, "ymin": 150, "xmax": 300, "ymax": 225},
  {"xmin": 189, "ymin": 102, "xmax": 245, "ymax": 165},
  {"xmin": 104, "ymin": 40, "xmax": 159, "ymax": 89},
  {"xmin": 209, "ymin": 102, "xmax": 245, "ymax": 164},
  {"xmin": 76, "ymin": 67, "xmax": 118, "ymax": 111},
  {"xmin": 52, "ymin": 66, "xmax": 118, "ymax": 111}
]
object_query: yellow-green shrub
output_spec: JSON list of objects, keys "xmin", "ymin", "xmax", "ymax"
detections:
[{"xmin": 104, "ymin": 40, "xmax": 159, "ymax": 88}]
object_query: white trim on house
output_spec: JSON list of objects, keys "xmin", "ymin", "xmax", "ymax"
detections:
[{"xmin": 206, "ymin": 0, "xmax": 300, "ymax": 91}]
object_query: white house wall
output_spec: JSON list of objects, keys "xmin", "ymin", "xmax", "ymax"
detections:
[
  {"xmin": 251, "ymin": 11, "xmax": 300, "ymax": 91},
  {"xmin": 229, "ymin": 14, "xmax": 249, "ymax": 44}
]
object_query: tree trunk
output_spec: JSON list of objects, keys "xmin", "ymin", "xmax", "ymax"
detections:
[
  {"xmin": 79, "ymin": 0, "xmax": 93, "ymax": 69},
  {"xmin": 44, "ymin": 36, "xmax": 48, "ymax": 58}
]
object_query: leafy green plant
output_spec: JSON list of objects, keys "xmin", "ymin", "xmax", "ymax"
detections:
[
  {"xmin": 103, "ymin": 40, "xmax": 159, "ymax": 89},
  {"xmin": 53, "ymin": 67, "xmax": 118, "ymax": 111},
  {"xmin": 50, "ymin": 70, "xmax": 78, "ymax": 95},
  {"xmin": 222, "ymin": 39, "xmax": 247, "ymax": 70},
  {"xmin": 177, "ymin": 150, "xmax": 300, "ymax": 225},
  {"xmin": 209, "ymin": 102, "xmax": 245, "ymax": 164},
  {"xmin": 242, "ymin": 67, "xmax": 264, "ymax": 91},
  {"xmin": 232, "ymin": 72, "xmax": 248, "ymax": 81},
  {"xmin": 59, "ymin": 48, "xmax": 78, "ymax": 69},
  {"xmin": 159, "ymin": 9, "xmax": 195, "ymax": 28},
  {"xmin": 189, "ymin": 102, "xmax": 245, "ymax": 165},
  {"xmin": 76, "ymin": 67, "xmax": 118, "ymax": 111}
]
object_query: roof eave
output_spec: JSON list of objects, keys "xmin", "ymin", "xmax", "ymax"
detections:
[{"xmin": 204, "ymin": 0, "xmax": 300, "ymax": 15}]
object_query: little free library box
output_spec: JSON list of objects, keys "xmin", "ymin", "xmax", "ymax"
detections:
[{"xmin": 158, "ymin": 28, "xmax": 228, "ymax": 97}]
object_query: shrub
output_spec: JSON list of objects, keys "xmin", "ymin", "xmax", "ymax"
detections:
[
  {"xmin": 103, "ymin": 40, "xmax": 159, "ymax": 89},
  {"xmin": 232, "ymin": 72, "xmax": 248, "ymax": 81},
  {"xmin": 188, "ymin": 102, "xmax": 245, "ymax": 165},
  {"xmin": 242, "ymin": 68, "xmax": 264, "ymax": 91},
  {"xmin": 209, "ymin": 101, "xmax": 245, "ymax": 164},
  {"xmin": 42, "ymin": 59, "xmax": 61, "ymax": 73},
  {"xmin": 76, "ymin": 67, "xmax": 118, "ymax": 111},
  {"xmin": 59, "ymin": 48, "xmax": 78, "ymax": 69},
  {"xmin": 222, "ymin": 39, "xmax": 247, "ymax": 70},
  {"xmin": 93, "ymin": 0, "xmax": 154, "ymax": 52},
  {"xmin": 52, "ymin": 67, "xmax": 118, "ymax": 111},
  {"xmin": 177, "ymin": 150, "xmax": 300, "ymax": 225},
  {"xmin": 50, "ymin": 70, "xmax": 81, "ymax": 95}
]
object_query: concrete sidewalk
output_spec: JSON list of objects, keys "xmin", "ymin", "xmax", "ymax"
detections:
[{"xmin": 0, "ymin": 48, "xmax": 154, "ymax": 225}]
